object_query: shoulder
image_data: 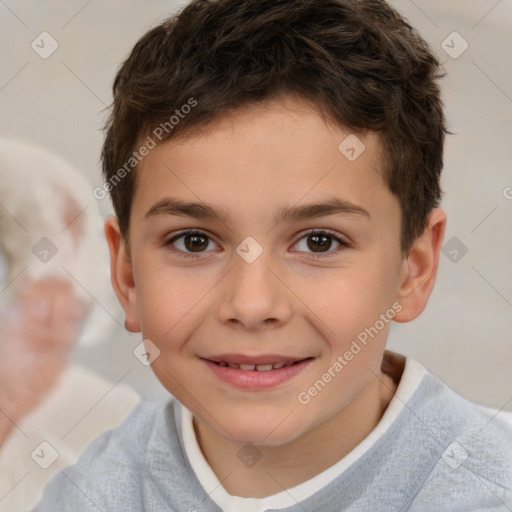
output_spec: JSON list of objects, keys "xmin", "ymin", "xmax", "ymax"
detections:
[
  {"xmin": 34, "ymin": 400, "xmax": 175, "ymax": 511},
  {"xmin": 403, "ymin": 364, "xmax": 512, "ymax": 509},
  {"xmin": 76, "ymin": 398, "xmax": 161, "ymax": 464}
]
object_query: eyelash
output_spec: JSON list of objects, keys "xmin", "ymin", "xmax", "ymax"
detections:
[{"xmin": 164, "ymin": 229, "xmax": 349, "ymax": 260}]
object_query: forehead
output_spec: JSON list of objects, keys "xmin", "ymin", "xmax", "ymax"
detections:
[{"xmin": 132, "ymin": 95, "xmax": 396, "ymax": 226}]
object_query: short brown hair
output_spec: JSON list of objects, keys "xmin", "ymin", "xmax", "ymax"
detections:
[{"xmin": 101, "ymin": 0, "xmax": 447, "ymax": 254}]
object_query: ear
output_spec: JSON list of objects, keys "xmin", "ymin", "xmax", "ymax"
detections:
[
  {"xmin": 104, "ymin": 217, "xmax": 140, "ymax": 332},
  {"xmin": 394, "ymin": 208, "xmax": 447, "ymax": 323}
]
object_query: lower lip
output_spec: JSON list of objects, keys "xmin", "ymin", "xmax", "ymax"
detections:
[{"xmin": 203, "ymin": 358, "xmax": 313, "ymax": 390}]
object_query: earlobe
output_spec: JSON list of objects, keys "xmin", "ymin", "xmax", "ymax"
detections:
[
  {"xmin": 104, "ymin": 217, "xmax": 140, "ymax": 332},
  {"xmin": 394, "ymin": 208, "xmax": 447, "ymax": 323}
]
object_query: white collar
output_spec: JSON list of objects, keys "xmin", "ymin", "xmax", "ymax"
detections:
[{"xmin": 180, "ymin": 355, "xmax": 427, "ymax": 512}]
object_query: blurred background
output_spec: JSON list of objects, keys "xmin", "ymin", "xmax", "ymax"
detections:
[{"xmin": 0, "ymin": 0, "xmax": 511, "ymax": 409}]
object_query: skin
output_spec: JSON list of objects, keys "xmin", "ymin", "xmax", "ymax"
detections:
[
  {"xmin": 0, "ymin": 278, "xmax": 87, "ymax": 448},
  {"xmin": 106, "ymin": 94, "xmax": 446, "ymax": 498}
]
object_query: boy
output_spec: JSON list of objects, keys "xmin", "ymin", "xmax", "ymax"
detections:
[{"xmin": 36, "ymin": 0, "xmax": 512, "ymax": 510}]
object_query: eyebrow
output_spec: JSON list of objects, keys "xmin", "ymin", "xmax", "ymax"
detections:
[{"xmin": 145, "ymin": 197, "xmax": 370, "ymax": 224}]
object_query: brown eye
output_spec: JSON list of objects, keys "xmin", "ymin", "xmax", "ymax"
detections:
[
  {"xmin": 166, "ymin": 230, "xmax": 219, "ymax": 257},
  {"xmin": 293, "ymin": 230, "xmax": 347, "ymax": 256},
  {"xmin": 183, "ymin": 233, "xmax": 209, "ymax": 252},
  {"xmin": 307, "ymin": 233, "xmax": 333, "ymax": 253}
]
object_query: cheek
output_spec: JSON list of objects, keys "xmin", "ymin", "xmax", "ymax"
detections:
[
  {"xmin": 296, "ymin": 259, "xmax": 396, "ymax": 342},
  {"xmin": 135, "ymin": 262, "xmax": 213, "ymax": 343}
]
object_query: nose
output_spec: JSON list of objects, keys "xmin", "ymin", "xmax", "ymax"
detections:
[{"xmin": 216, "ymin": 248, "xmax": 293, "ymax": 331}]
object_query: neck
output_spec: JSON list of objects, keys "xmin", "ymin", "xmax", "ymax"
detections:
[{"xmin": 193, "ymin": 366, "xmax": 399, "ymax": 498}]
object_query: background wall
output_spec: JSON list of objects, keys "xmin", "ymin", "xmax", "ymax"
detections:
[{"xmin": 1, "ymin": 0, "xmax": 511, "ymax": 410}]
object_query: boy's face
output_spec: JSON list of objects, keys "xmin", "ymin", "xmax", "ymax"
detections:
[{"xmin": 108, "ymin": 95, "xmax": 439, "ymax": 446}]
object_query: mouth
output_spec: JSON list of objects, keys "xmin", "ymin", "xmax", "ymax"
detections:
[
  {"xmin": 208, "ymin": 359, "xmax": 310, "ymax": 371},
  {"xmin": 202, "ymin": 355, "xmax": 314, "ymax": 389}
]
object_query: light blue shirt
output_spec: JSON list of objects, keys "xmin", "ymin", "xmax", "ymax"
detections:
[{"xmin": 35, "ymin": 355, "xmax": 512, "ymax": 511}]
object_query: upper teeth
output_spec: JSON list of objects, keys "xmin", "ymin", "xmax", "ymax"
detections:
[{"xmin": 219, "ymin": 362, "xmax": 290, "ymax": 371}]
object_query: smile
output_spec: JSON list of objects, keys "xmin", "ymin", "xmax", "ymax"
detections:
[
  {"xmin": 203, "ymin": 357, "xmax": 314, "ymax": 389},
  {"xmin": 213, "ymin": 361, "xmax": 298, "ymax": 371}
]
